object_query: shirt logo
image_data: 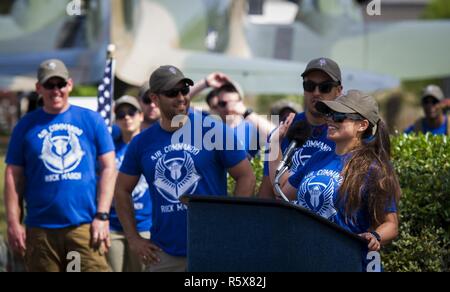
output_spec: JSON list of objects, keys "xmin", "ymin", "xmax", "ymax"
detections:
[
  {"xmin": 132, "ymin": 176, "xmax": 149, "ymax": 210},
  {"xmin": 40, "ymin": 131, "xmax": 85, "ymax": 174},
  {"xmin": 154, "ymin": 152, "xmax": 201, "ymax": 204},
  {"xmin": 291, "ymin": 148, "xmax": 311, "ymax": 172},
  {"xmin": 298, "ymin": 175, "xmax": 337, "ymax": 220}
]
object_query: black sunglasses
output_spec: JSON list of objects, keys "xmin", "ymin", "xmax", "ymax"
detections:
[
  {"xmin": 161, "ymin": 87, "xmax": 190, "ymax": 98},
  {"xmin": 142, "ymin": 96, "xmax": 153, "ymax": 105},
  {"xmin": 43, "ymin": 81, "xmax": 68, "ymax": 90},
  {"xmin": 218, "ymin": 99, "xmax": 240, "ymax": 108},
  {"xmin": 303, "ymin": 80, "xmax": 340, "ymax": 94},
  {"xmin": 218, "ymin": 101, "xmax": 228, "ymax": 108},
  {"xmin": 326, "ymin": 111, "xmax": 364, "ymax": 123},
  {"xmin": 422, "ymin": 97, "xmax": 439, "ymax": 106},
  {"xmin": 116, "ymin": 108, "xmax": 139, "ymax": 120}
]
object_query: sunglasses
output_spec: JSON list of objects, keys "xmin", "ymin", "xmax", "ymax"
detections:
[
  {"xmin": 422, "ymin": 97, "xmax": 439, "ymax": 106},
  {"xmin": 142, "ymin": 96, "xmax": 154, "ymax": 105},
  {"xmin": 161, "ymin": 87, "xmax": 190, "ymax": 98},
  {"xmin": 116, "ymin": 108, "xmax": 139, "ymax": 120},
  {"xmin": 217, "ymin": 99, "xmax": 240, "ymax": 108},
  {"xmin": 326, "ymin": 111, "xmax": 364, "ymax": 123},
  {"xmin": 303, "ymin": 80, "xmax": 339, "ymax": 94},
  {"xmin": 42, "ymin": 81, "xmax": 68, "ymax": 90}
]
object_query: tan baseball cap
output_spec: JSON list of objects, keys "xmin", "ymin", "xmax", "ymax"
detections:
[
  {"xmin": 316, "ymin": 90, "xmax": 380, "ymax": 128},
  {"xmin": 114, "ymin": 95, "xmax": 142, "ymax": 113},
  {"xmin": 37, "ymin": 59, "xmax": 70, "ymax": 84}
]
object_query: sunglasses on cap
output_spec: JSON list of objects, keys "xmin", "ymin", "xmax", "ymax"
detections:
[
  {"xmin": 42, "ymin": 81, "xmax": 68, "ymax": 90},
  {"xmin": 160, "ymin": 87, "xmax": 190, "ymax": 98},
  {"xmin": 303, "ymin": 80, "xmax": 340, "ymax": 94},
  {"xmin": 326, "ymin": 111, "xmax": 365, "ymax": 123},
  {"xmin": 116, "ymin": 108, "xmax": 139, "ymax": 120}
]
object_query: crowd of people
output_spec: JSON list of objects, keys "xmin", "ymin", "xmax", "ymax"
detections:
[{"xmin": 2, "ymin": 56, "xmax": 448, "ymax": 272}]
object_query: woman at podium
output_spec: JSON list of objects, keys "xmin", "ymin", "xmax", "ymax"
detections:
[{"xmin": 268, "ymin": 90, "xmax": 400, "ymax": 264}]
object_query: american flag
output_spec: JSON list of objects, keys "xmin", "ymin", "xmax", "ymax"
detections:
[{"xmin": 97, "ymin": 57, "xmax": 115, "ymax": 132}]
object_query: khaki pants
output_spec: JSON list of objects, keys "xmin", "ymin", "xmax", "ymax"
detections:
[
  {"xmin": 25, "ymin": 224, "xmax": 110, "ymax": 272},
  {"xmin": 107, "ymin": 231, "xmax": 151, "ymax": 272},
  {"xmin": 146, "ymin": 249, "xmax": 187, "ymax": 272}
]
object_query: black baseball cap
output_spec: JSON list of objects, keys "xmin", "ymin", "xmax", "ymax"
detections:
[
  {"xmin": 149, "ymin": 65, "xmax": 194, "ymax": 94},
  {"xmin": 316, "ymin": 90, "xmax": 380, "ymax": 133},
  {"xmin": 302, "ymin": 58, "xmax": 342, "ymax": 83}
]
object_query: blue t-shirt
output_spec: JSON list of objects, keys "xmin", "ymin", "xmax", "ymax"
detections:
[
  {"xmin": 110, "ymin": 138, "xmax": 152, "ymax": 233},
  {"xmin": 288, "ymin": 151, "xmax": 397, "ymax": 234},
  {"xmin": 234, "ymin": 120, "xmax": 260, "ymax": 158},
  {"xmin": 263, "ymin": 113, "xmax": 335, "ymax": 176},
  {"xmin": 5, "ymin": 106, "xmax": 115, "ymax": 229},
  {"xmin": 119, "ymin": 110, "xmax": 248, "ymax": 256},
  {"xmin": 289, "ymin": 151, "xmax": 398, "ymax": 272},
  {"xmin": 404, "ymin": 116, "xmax": 448, "ymax": 135}
]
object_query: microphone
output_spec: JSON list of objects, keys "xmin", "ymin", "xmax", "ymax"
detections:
[{"xmin": 275, "ymin": 120, "xmax": 312, "ymax": 175}]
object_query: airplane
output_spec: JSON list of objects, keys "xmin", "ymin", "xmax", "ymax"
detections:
[
  {"xmin": 0, "ymin": 0, "xmax": 110, "ymax": 91},
  {"xmin": 3, "ymin": 0, "xmax": 446, "ymax": 96}
]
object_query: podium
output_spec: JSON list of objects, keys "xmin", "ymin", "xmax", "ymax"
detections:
[{"xmin": 182, "ymin": 196, "xmax": 367, "ymax": 272}]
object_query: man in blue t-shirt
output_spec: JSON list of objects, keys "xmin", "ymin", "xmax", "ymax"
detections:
[
  {"xmin": 4, "ymin": 59, "xmax": 116, "ymax": 272},
  {"xmin": 106, "ymin": 95, "xmax": 152, "ymax": 272},
  {"xmin": 404, "ymin": 85, "xmax": 450, "ymax": 135},
  {"xmin": 191, "ymin": 73, "xmax": 276, "ymax": 159},
  {"xmin": 258, "ymin": 58, "xmax": 343, "ymax": 199},
  {"xmin": 114, "ymin": 65, "xmax": 256, "ymax": 272}
]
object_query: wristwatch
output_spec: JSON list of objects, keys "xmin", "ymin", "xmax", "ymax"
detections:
[
  {"xmin": 371, "ymin": 231, "xmax": 382, "ymax": 243},
  {"xmin": 95, "ymin": 212, "xmax": 110, "ymax": 221},
  {"xmin": 243, "ymin": 108, "xmax": 254, "ymax": 119}
]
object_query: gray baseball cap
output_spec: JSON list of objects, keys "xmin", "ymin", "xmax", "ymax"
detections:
[
  {"xmin": 316, "ymin": 90, "xmax": 380, "ymax": 128},
  {"xmin": 422, "ymin": 85, "xmax": 444, "ymax": 101},
  {"xmin": 37, "ymin": 59, "xmax": 70, "ymax": 84},
  {"xmin": 149, "ymin": 65, "xmax": 194, "ymax": 94},
  {"xmin": 115, "ymin": 95, "xmax": 142, "ymax": 112},
  {"xmin": 301, "ymin": 58, "xmax": 342, "ymax": 83}
]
